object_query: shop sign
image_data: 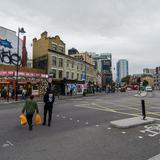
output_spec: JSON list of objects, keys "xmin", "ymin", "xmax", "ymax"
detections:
[
  {"xmin": 35, "ymin": 73, "xmax": 40, "ymax": 77},
  {"xmin": 25, "ymin": 72, "xmax": 34, "ymax": 77},
  {"xmin": 7, "ymin": 71, "xmax": 14, "ymax": 76},
  {"xmin": 0, "ymin": 71, "xmax": 14, "ymax": 76},
  {"xmin": 41, "ymin": 74, "xmax": 47, "ymax": 78},
  {"xmin": 18, "ymin": 72, "xmax": 26, "ymax": 76}
]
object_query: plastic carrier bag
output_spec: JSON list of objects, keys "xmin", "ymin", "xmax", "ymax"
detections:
[
  {"xmin": 20, "ymin": 113, "xmax": 27, "ymax": 125},
  {"xmin": 35, "ymin": 114, "xmax": 41, "ymax": 125}
]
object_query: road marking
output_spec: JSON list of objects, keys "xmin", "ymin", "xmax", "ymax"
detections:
[
  {"xmin": 122, "ymin": 131, "xmax": 126, "ymax": 134},
  {"xmin": 2, "ymin": 143, "xmax": 9, "ymax": 148},
  {"xmin": 107, "ymin": 127, "xmax": 111, "ymax": 130},
  {"xmin": 140, "ymin": 124, "xmax": 160, "ymax": 137},
  {"xmin": 85, "ymin": 122, "xmax": 89, "ymax": 125},
  {"xmin": 69, "ymin": 118, "xmax": 73, "ymax": 120},
  {"xmin": 75, "ymin": 103, "xmax": 140, "ymax": 117},
  {"xmin": 2, "ymin": 140, "xmax": 14, "ymax": 148},
  {"xmin": 75, "ymin": 101, "xmax": 160, "ymax": 120},
  {"xmin": 138, "ymin": 136, "xmax": 143, "ymax": 139},
  {"xmin": 77, "ymin": 120, "xmax": 80, "ymax": 122},
  {"xmin": 96, "ymin": 125, "xmax": 100, "ymax": 127},
  {"xmin": 6, "ymin": 140, "xmax": 13, "ymax": 146}
]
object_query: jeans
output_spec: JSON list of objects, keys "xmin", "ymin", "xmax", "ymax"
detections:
[{"xmin": 43, "ymin": 105, "xmax": 53, "ymax": 126}]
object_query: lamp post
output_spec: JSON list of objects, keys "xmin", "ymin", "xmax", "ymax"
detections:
[{"xmin": 15, "ymin": 27, "xmax": 26, "ymax": 101}]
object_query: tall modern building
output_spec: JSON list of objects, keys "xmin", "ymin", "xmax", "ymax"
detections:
[{"xmin": 116, "ymin": 59, "xmax": 129, "ymax": 82}]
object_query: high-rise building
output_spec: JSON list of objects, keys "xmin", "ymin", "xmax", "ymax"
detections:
[{"xmin": 116, "ymin": 59, "xmax": 129, "ymax": 82}]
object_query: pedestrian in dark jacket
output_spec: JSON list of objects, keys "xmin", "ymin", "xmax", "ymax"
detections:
[
  {"xmin": 22, "ymin": 95, "xmax": 39, "ymax": 131},
  {"xmin": 43, "ymin": 90, "xmax": 55, "ymax": 127}
]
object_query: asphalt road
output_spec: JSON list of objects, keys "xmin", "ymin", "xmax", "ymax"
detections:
[{"xmin": 0, "ymin": 91, "xmax": 160, "ymax": 160}]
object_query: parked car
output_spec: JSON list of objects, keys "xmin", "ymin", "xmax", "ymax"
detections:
[{"xmin": 145, "ymin": 86, "xmax": 152, "ymax": 92}]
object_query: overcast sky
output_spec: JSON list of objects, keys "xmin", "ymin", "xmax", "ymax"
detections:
[{"xmin": 1, "ymin": 0, "xmax": 160, "ymax": 75}]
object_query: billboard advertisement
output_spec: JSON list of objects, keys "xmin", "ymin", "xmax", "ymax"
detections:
[{"xmin": 81, "ymin": 71, "xmax": 86, "ymax": 81}]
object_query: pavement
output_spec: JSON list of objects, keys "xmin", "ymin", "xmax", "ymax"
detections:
[{"xmin": 0, "ymin": 92, "xmax": 106, "ymax": 105}]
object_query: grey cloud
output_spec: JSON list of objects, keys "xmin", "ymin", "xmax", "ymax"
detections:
[{"xmin": 1, "ymin": 0, "xmax": 160, "ymax": 74}]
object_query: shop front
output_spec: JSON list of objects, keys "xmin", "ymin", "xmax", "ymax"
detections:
[{"xmin": 0, "ymin": 70, "xmax": 47, "ymax": 100}]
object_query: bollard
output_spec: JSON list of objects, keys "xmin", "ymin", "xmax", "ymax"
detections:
[{"xmin": 141, "ymin": 99, "xmax": 146, "ymax": 120}]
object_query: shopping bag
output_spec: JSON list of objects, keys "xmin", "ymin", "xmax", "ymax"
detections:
[
  {"xmin": 20, "ymin": 113, "xmax": 27, "ymax": 125},
  {"xmin": 35, "ymin": 114, "xmax": 41, "ymax": 125}
]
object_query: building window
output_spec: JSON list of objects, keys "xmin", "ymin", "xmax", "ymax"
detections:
[
  {"xmin": 77, "ymin": 73, "xmax": 79, "ymax": 80},
  {"xmin": 59, "ymin": 70, "xmax": 63, "ymax": 79},
  {"xmin": 52, "ymin": 69, "xmax": 56, "ymax": 78},
  {"xmin": 67, "ymin": 60, "xmax": 69, "ymax": 67},
  {"xmin": 48, "ymin": 69, "xmax": 56, "ymax": 78},
  {"xmin": 81, "ymin": 64, "xmax": 83, "ymax": 70},
  {"xmin": 59, "ymin": 58, "xmax": 63, "ymax": 67},
  {"xmin": 66, "ymin": 72, "xmax": 69, "ymax": 79},
  {"xmin": 52, "ymin": 56, "xmax": 57, "ymax": 66},
  {"xmin": 71, "ymin": 72, "xmax": 74, "ymax": 79},
  {"xmin": 59, "ymin": 46, "xmax": 63, "ymax": 53},
  {"xmin": 72, "ymin": 62, "xmax": 74, "ymax": 68},
  {"xmin": 52, "ymin": 44, "xmax": 57, "ymax": 51}
]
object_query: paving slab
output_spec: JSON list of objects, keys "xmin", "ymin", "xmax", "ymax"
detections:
[{"xmin": 110, "ymin": 117, "xmax": 155, "ymax": 129}]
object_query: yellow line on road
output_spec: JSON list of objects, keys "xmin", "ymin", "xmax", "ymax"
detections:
[{"xmin": 75, "ymin": 103, "xmax": 140, "ymax": 117}]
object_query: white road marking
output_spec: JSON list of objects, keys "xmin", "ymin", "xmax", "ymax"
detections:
[
  {"xmin": 69, "ymin": 118, "xmax": 73, "ymax": 120},
  {"xmin": 107, "ymin": 127, "xmax": 111, "ymax": 130},
  {"xmin": 138, "ymin": 136, "xmax": 143, "ymax": 139},
  {"xmin": 62, "ymin": 116, "xmax": 66, "ymax": 119},
  {"xmin": 122, "ymin": 131, "xmax": 126, "ymax": 134},
  {"xmin": 2, "ymin": 143, "xmax": 9, "ymax": 148},
  {"xmin": 2, "ymin": 140, "xmax": 14, "ymax": 148},
  {"xmin": 77, "ymin": 120, "xmax": 80, "ymax": 122},
  {"xmin": 56, "ymin": 115, "xmax": 60, "ymax": 117},
  {"xmin": 96, "ymin": 125, "xmax": 100, "ymax": 127},
  {"xmin": 85, "ymin": 122, "xmax": 89, "ymax": 125},
  {"xmin": 140, "ymin": 124, "xmax": 160, "ymax": 137},
  {"xmin": 6, "ymin": 140, "xmax": 13, "ymax": 146}
]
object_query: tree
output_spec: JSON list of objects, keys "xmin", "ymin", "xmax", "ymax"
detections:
[
  {"xmin": 143, "ymin": 80, "xmax": 148, "ymax": 87},
  {"xmin": 121, "ymin": 75, "xmax": 130, "ymax": 84}
]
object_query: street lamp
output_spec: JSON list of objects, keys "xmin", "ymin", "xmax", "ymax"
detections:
[{"xmin": 15, "ymin": 27, "xmax": 26, "ymax": 101}]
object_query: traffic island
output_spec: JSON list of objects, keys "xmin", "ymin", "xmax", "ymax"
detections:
[{"xmin": 110, "ymin": 117, "xmax": 155, "ymax": 129}]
